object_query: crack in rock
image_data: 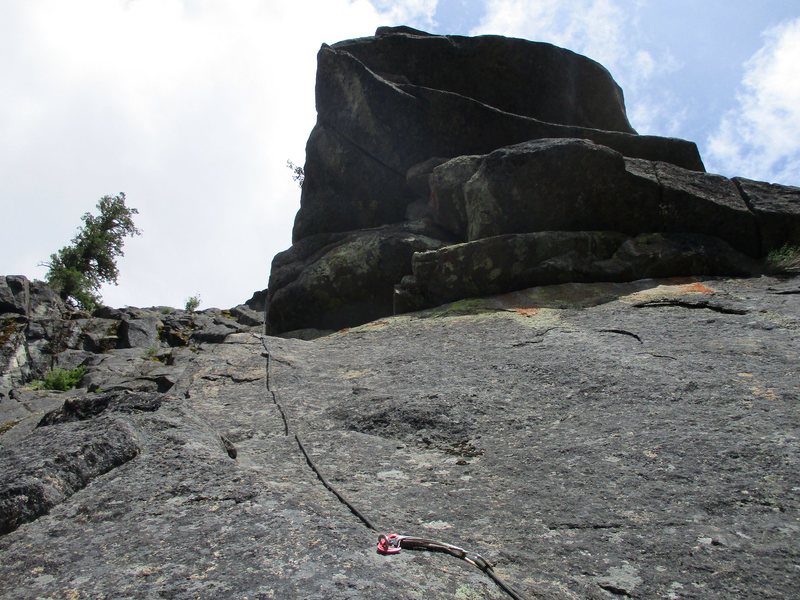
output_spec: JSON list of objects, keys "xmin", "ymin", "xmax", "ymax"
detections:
[
  {"xmin": 598, "ymin": 329, "xmax": 642, "ymax": 343},
  {"xmin": 632, "ymin": 299, "xmax": 748, "ymax": 315}
]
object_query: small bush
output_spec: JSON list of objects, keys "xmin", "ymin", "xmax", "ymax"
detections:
[
  {"xmin": 185, "ymin": 295, "xmax": 201, "ymax": 312},
  {"xmin": 286, "ymin": 159, "xmax": 304, "ymax": 187},
  {"xmin": 766, "ymin": 244, "xmax": 800, "ymax": 274},
  {"xmin": 30, "ymin": 366, "xmax": 87, "ymax": 391}
]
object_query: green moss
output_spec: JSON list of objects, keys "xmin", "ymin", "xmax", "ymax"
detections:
[
  {"xmin": 766, "ymin": 244, "xmax": 800, "ymax": 274},
  {"xmin": 0, "ymin": 319, "xmax": 20, "ymax": 347},
  {"xmin": 29, "ymin": 366, "xmax": 86, "ymax": 391},
  {"xmin": 425, "ymin": 297, "xmax": 493, "ymax": 318},
  {"xmin": 0, "ymin": 419, "xmax": 20, "ymax": 435}
]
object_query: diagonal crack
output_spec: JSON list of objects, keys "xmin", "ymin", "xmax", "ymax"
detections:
[{"xmin": 598, "ymin": 329, "xmax": 642, "ymax": 343}]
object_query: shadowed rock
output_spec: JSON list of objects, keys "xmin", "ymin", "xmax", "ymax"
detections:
[
  {"xmin": 734, "ymin": 177, "xmax": 800, "ymax": 254},
  {"xmin": 268, "ymin": 222, "xmax": 449, "ymax": 333},
  {"xmin": 293, "ymin": 35, "xmax": 703, "ymax": 241},
  {"xmin": 265, "ymin": 27, "xmax": 800, "ymax": 334},
  {"xmin": 337, "ymin": 27, "xmax": 637, "ymax": 132},
  {"xmin": 430, "ymin": 138, "xmax": 760, "ymax": 255},
  {"xmin": 399, "ymin": 231, "xmax": 759, "ymax": 310}
]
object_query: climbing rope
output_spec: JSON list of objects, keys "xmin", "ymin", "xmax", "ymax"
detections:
[
  {"xmin": 378, "ymin": 534, "xmax": 526, "ymax": 600},
  {"xmin": 259, "ymin": 315, "xmax": 526, "ymax": 599},
  {"xmin": 259, "ymin": 332, "xmax": 376, "ymax": 530}
]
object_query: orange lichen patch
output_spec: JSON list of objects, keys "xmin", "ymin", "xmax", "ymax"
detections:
[
  {"xmin": 623, "ymin": 280, "xmax": 716, "ymax": 303},
  {"xmin": 681, "ymin": 282, "xmax": 715, "ymax": 294},
  {"xmin": 508, "ymin": 307, "xmax": 540, "ymax": 317},
  {"xmin": 365, "ymin": 320, "xmax": 389, "ymax": 329}
]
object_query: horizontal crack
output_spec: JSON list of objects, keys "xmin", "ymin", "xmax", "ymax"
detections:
[
  {"xmin": 633, "ymin": 299, "xmax": 748, "ymax": 315},
  {"xmin": 201, "ymin": 373, "xmax": 262, "ymax": 383},
  {"xmin": 637, "ymin": 352, "xmax": 677, "ymax": 360},
  {"xmin": 548, "ymin": 523, "xmax": 625, "ymax": 530}
]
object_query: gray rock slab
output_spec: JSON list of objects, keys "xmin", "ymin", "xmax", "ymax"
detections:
[
  {"xmin": 0, "ymin": 415, "xmax": 140, "ymax": 534},
  {"xmin": 269, "ymin": 275, "xmax": 800, "ymax": 598},
  {"xmin": 0, "ymin": 276, "xmax": 797, "ymax": 598}
]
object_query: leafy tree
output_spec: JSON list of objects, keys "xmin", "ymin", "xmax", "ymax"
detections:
[
  {"xmin": 44, "ymin": 193, "xmax": 141, "ymax": 310},
  {"xmin": 184, "ymin": 294, "xmax": 201, "ymax": 312}
]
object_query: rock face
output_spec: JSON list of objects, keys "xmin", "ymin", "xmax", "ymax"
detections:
[
  {"xmin": 267, "ymin": 221, "xmax": 451, "ymax": 333},
  {"xmin": 266, "ymin": 27, "xmax": 800, "ymax": 335},
  {"xmin": 2, "ymin": 274, "xmax": 799, "ymax": 598},
  {"xmin": 4, "ymin": 28, "xmax": 799, "ymax": 597},
  {"xmin": 0, "ymin": 276, "xmax": 266, "ymax": 423}
]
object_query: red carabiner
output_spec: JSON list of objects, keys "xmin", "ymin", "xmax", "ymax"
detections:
[{"xmin": 377, "ymin": 533, "xmax": 403, "ymax": 555}]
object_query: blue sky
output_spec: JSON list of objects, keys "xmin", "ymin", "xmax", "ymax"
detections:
[{"xmin": 1, "ymin": 0, "xmax": 798, "ymax": 309}]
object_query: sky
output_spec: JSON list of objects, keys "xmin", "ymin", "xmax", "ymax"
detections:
[{"xmin": 2, "ymin": 0, "xmax": 799, "ymax": 309}]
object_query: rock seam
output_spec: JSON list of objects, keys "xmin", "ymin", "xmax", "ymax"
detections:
[{"xmin": 258, "ymin": 310, "xmax": 528, "ymax": 599}]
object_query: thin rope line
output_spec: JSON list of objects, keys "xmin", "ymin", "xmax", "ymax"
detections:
[{"xmin": 259, "ymin": 311, "xmax": 526, "ymax": 599}]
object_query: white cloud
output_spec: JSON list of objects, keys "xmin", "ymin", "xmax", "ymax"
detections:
[
  {"xmin": 0, "ymin": 0, "xmax": 437, "ymax": 309},
  {"xmin": 371, "ymin": 0, "xmax": 438, "ymax": 27},
  {"xmin": 707, "ymin": 17, "xmax": 800, "ymax": 184},
  {"xmin": 471, "ymin": 0, "xmax": 684, "ymax": 136},
  {"xmin": 472, "ymin": 0, "xmax": 624, "ymax": 67}
]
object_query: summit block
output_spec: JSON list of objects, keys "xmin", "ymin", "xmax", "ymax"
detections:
[{"xmin": 267, "ymin": 26, "xmax": 799, "ymax": 334}]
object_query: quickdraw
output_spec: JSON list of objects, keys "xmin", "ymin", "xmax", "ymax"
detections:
[{"xmin": 377, "ymin": 533, "xmax": 526, "ymax": 600}]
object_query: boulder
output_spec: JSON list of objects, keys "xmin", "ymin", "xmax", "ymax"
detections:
[
  {"xmin": 192, "ymin": 323, "xmax": 237, "ymax": 344},
  {"xmin": 401, "ymin": 231, "xmax": 758, "ymax": 308},
  {"xmin": 337, "ymin": 27, "xmax": 636, "ymax": 133},
  {"xmin": 734, "ymin": 177, "xmax": 800, "ymax": 254},
  {"xmin": 267, "ymin": 223, "xmax": 449, "ymax": 333},
  {"xmin": 430, "ymin": 138, "xmax": 760, "ymax": 255},
  {"xmin": 118, "ymin": 317, "xmax": 161, "ymax": 349},
  {"xmin": 229, "ymin": 305, "xmax": 264, "ymax": 327},
  {"xmin": 0, "ymin": 276, "xmax": 29, "ymax": 315}
]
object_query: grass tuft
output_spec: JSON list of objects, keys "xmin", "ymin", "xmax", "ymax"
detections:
[{"xmin": 765, "ymin": 244, "xmax": 800, "ymax": 274}]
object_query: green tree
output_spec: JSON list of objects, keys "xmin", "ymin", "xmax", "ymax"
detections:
[{"xmin": 44, "ymin": 193, "xmax": 141, "ymax": 310}]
